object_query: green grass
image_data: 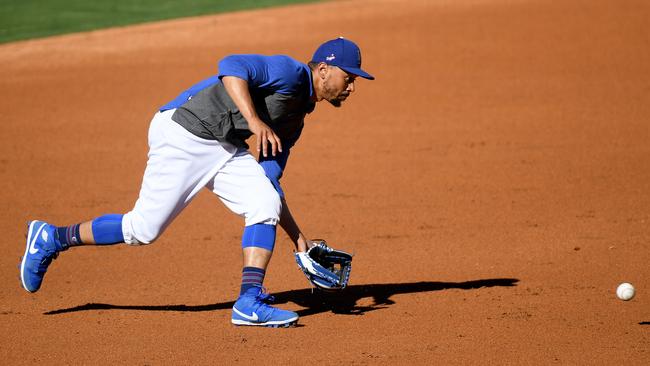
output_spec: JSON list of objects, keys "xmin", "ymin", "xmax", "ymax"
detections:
[{"xmin": 0, "ymin": 0, "xmax": 319, "ymax": 44}]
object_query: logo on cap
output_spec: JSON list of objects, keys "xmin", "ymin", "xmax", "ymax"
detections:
[{"xmin": 326, "ymin": 53, "xmax": 336, "ymax": 61}]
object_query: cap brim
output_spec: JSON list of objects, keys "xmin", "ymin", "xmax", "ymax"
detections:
[{"xmin": 339, "ymin": 66, "xmax": 375, "ymax": 80}]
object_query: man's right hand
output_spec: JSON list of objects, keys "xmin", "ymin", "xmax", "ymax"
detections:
[
  {"xmin": 221, "ymin": 75, "xmax": 283, "ymax": 157},
  {"xmin": 248, "ymin": 117, "xmax": 282, "ymax": 157}
]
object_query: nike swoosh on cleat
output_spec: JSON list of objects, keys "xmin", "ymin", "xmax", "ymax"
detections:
[
  {"xmin": 28, "ymin": 223, "xmax": 47, "ymax": 255},
  {"xmin": 232, "ymin": 307, "xmax": 259, "ymax": 322}
]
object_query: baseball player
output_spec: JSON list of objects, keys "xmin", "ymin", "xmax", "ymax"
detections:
[{"xmin": 20, "ymin": 37, "xmax": 373, "ymax": 327}]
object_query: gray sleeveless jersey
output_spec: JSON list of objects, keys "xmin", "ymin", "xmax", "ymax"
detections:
[{"xmin": 171, "ymin": 81, "xmax": 315, "ymax": 149}]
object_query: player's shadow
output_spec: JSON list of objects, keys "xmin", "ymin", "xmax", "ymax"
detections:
[{"xmin": 44, "ymin": 278, "xmax": 519, "ymax": 317}]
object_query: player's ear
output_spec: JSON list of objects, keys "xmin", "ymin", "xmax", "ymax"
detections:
[{"xmin": 317, "ymin": 62, "xmax": 329, "ymax": 79}]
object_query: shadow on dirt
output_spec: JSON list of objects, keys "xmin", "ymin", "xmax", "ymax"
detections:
[{"xmin": 45, "ymin": 278, "xmax": 519, "ymax": 317}]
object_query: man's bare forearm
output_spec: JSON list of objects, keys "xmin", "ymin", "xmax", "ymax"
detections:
[
  {"xmin": 279, "ymin": 198, "xmax": 309, "ymax": 252},
  {"xmin": 221, "ymin": 76, "xmax": 281, "ymax": 157}
]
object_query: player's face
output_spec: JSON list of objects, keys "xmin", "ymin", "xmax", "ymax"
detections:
[{"xmin": 323, "ymin": 66, "xmax": 357, "ymax": 107}]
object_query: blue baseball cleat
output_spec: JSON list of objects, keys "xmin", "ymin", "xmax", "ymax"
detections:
[
  {"xmin": 20, "ymin": 220, "xmax": 65, "ymax": 293},
  {"xmin": 231, "ymin": 286, "xmax": 298, "ymax": 327}
]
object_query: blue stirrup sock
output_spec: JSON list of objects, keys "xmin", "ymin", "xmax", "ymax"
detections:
[
  {"xmin": 240, "ymin": 224, "xmax": 275, "ymax": 296},
  {"xmin": 55, "ymin": 214, "xmax": 125, "ymax": 247},
  {"xmin": 240, "ymin": 267, "xmax": 266, "ymax": 296},
  {"xmin": 54, "ymin": 223, "xmax": 81, "ymax": 249}
]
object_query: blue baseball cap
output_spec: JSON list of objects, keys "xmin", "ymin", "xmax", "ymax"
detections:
[{"xmin": 311, "ymin": 37, "xmax": 374, "ymax": 80}]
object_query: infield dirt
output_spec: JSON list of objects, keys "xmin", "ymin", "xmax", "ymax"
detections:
[{"xmin": 1, "ymin": 0, "xmax": 648, "ymax": 364}]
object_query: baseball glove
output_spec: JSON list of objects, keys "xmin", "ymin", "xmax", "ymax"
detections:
[{"xmin": 294, "ymin": 240, "xmax": 353, "ymax": 291}]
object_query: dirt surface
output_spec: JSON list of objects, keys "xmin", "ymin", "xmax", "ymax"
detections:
[{"xmin": 1, "ymin": 0, "xmax": 648, "ymax": 364}]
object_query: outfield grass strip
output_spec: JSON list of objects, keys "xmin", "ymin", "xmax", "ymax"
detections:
[{"xmin": 0, "ymin": 0, "xmax": 320, "ymax": 44}]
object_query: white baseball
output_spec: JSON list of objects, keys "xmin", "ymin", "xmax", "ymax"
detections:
[{"xmin": 616, "ymin": 282, "xmax": 635, "ymax": 301}]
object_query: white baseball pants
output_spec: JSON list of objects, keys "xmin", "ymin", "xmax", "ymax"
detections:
[{"xmin": 121, "ymin": 109, "xmax": 280, "ymax": 245}]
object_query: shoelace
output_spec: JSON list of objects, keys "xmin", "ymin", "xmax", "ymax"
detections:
[
  {"xmin": 256, "ymin": 288, "xmax": 276, "ymax": 304},
  {"xmin": 39, "ymin": 248, "xmax": 59, "ymax": 266}
]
